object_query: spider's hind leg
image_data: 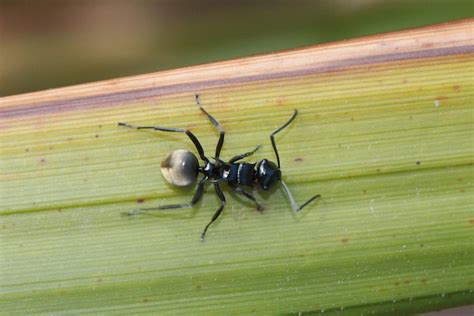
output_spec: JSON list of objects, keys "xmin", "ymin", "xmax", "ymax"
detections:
[{"xmin": 122, "ymin": 177, "xmax": 208, "ymax": 216}]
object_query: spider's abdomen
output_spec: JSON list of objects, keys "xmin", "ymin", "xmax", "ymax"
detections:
[
  {"xmin": 225, "ymin": 163, "xmax": 256, "ymax": 187},
  {"xmin": 160, "ymin": 149, "xmax": 199, "ymax": 186}
]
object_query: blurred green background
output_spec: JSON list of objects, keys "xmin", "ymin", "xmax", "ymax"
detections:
[{"xmin": 0, "ymin": 0, "xmax": 472, "ymax": 97}]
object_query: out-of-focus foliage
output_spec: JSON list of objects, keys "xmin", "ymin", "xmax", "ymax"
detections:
[{"xmin": 0, "ymin": 0, "xmax": 472, "ymax": 96}]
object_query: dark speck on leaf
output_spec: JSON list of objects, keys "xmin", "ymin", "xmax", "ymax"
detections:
[
  {"xmin": 294, "ymin": 157, "xmax": 303, "ymax": 162},
  {"xmin": 137, "ymin": 198, "xmax": 145, "ymax": 204},
  {"xmin": 416, "ymin": 161, "xmax": 421, "ymax": 165},
  {"xmin": 95, "ymin": 134, "xmax": 99, "ymax": 138}
]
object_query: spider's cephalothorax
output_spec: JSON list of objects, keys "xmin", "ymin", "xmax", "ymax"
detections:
[
  {"xmin": 118, "ymin": 95, "xmax": 320, "ymax": 240},
  {"xmin": 255, "ymin": 159, "xmax": 281, "ymax": 190}
]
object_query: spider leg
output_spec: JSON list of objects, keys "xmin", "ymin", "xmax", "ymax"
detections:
[
  {"xmin": 201, "ymin": 183, "xmax": 226, "ymax": 241},
  {"xmin": 118, "ymin": 122, "xmax": 209, "ymax": 162},
  {"xmin": 122, "ymin": 177, "xmax": 208, "ymax": 216},
  {"xmin": 233, "ymin": 186, "xmax": 263, "ymax": 211},
  {"xmin": 280, "ymin": 180, "xmax": 321, "ymax": 212},
  {"xmin": 269, "ymin": 110, "xmax": 298, "ymax": 169},
  {"xmin": 195, "ymin": 94, "xmax": 225, "ymax": 159},
  {"xmin": 229, "ymin": 145, "xmax": 262, "ymax": 163}
]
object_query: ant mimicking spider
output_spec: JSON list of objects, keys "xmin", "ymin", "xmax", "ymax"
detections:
[{"xmin": 119, "ymin": 95, "xmax": 320, "ymax": 240}]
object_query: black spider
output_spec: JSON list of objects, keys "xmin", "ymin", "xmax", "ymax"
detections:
[{"xmin": 119, "ymin": 95, "xmax": 320, "ymax": 240}]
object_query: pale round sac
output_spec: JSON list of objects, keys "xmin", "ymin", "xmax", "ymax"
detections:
[{"xmin": 160, "ymin": 149, "xmax": 199, "ymax": 187}]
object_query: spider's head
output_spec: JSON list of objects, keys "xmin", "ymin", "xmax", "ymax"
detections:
[
  {"xmin": 256, "ymin": 159, "xmax": 281, "ymax": 190},
  {"xmin": 160, "ymin": 149, "xmax": 199, "ymax": 186}
]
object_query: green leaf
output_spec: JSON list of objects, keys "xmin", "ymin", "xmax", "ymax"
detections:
[{"xmin": 1, "ymin": 19, "xmax": 473, "ymax": 314}]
